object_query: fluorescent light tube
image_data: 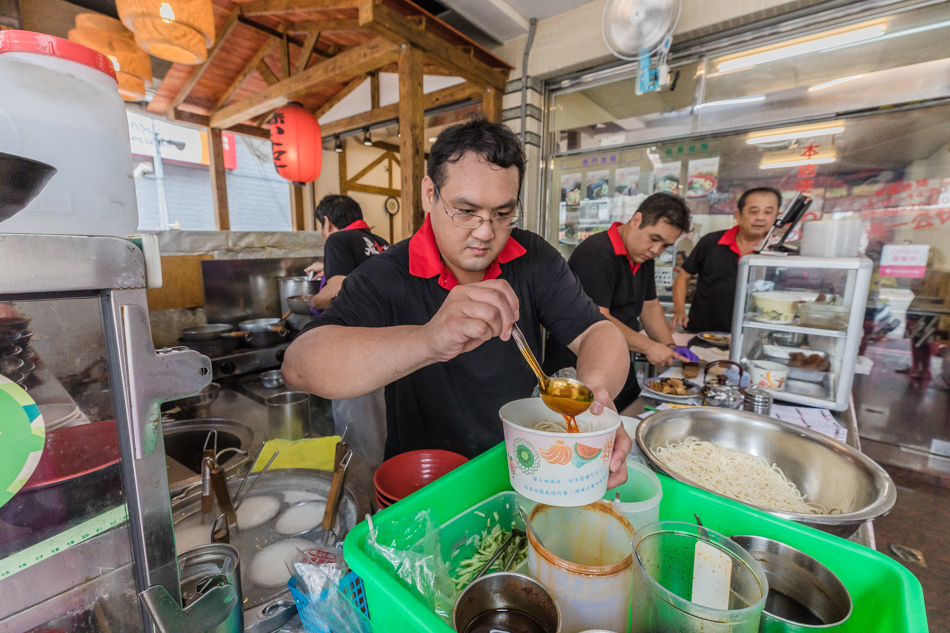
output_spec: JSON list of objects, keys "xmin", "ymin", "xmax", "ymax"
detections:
[
  {"xmin": 747, "ymin": 126, "xmax": 845, "ymax": 144},
  {"xmin": 696, "ymin": 95, "xmax": 766, "ymax": 109},
  {"xmin": 718, "ymin": 25, "xmax": 885, "ymax": 72},
  {"xmin": 760, "ymin": 157, "xmax": 836, "ymax": 169},
  {"xmin": 808, "ymin": 75, "xmax": 864, "ymax": 92}
]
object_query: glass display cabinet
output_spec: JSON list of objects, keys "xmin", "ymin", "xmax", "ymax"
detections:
[
  {"xmin": 729, "ymin": 255, "xmax": 873, "ymax": 411},
  {"xmin": 0, "ymin": 235, "xmax": 211, "ymax": 632}
]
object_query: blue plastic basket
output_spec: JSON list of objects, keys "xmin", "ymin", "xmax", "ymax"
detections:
[{"xmin": 289, "ymin": 571, "xmax": 372, "ymax": 633}]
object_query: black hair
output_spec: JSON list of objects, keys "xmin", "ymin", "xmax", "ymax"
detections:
[
  {"xmin": 427, "ymin": 117, "xmax": 525, "ymax": 198},
  {"xmin": 635, "ymin": 193, "xmax": 691, "ymax": 233},
  {"xmin": 738, "ymin": 187, "xmax": 782, "ymax": 212},
  {"xmin": 314, "ymin": 194, "xmax": 363, "ymax": 229}
]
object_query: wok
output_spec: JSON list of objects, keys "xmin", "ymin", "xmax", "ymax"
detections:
[
  {"xmin": 181, "ymin": 323, "xmax": 234, "ymax": 342},
  {"xmin": 218, "ymin": 318, "xmax": 291, "ymax": 348}
]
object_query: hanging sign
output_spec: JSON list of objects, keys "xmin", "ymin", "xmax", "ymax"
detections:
[{"xmin": 880, "ymin": 244, "xmax": 929, "ymax": 278}]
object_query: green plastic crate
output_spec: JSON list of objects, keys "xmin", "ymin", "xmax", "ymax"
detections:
[{"xmin": 343, "ymin": 443, "xmax": 927, "ymax": 633}]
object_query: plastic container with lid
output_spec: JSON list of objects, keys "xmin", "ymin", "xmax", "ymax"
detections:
[{"xmin": 0, "ymin": 30, "xmax": 138, "ymax": 237}]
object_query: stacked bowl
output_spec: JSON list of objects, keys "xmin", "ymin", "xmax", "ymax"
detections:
[
  {"xmin": 800, "ymin": 219, "xmax": 863, "ymax": 258},
  {"xmin": 373, "ymin": 449, "xmax": 468, "ymax": 509}
]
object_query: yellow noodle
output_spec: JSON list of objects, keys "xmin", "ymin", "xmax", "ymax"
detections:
[{"xmin": 654, "ymin": 436, "xmax": 830, "ymax": 514}]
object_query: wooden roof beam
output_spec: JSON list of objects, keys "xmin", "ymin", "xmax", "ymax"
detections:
[
  {"xmin": 357, "ymin": 1, "xmax": 508, "ymax": 91},
  {"xmin": 294, "ymin": 31, "xmax": 321, "ymax": 74},
  {"xmin": 319, "ymin": 80, "xmax": 481, "ymax": 137},
  {"xmin": 288, "ymin": 19, "xmax": 360, "ymax": 33},
  {"xmin": 169, "ymin": 8, "xmax": 242, "ymax": 111},
  {"xmin": 210, "ymin": 37, "xmax": 401, "ymax": 129},
  {"xmin": 312, "ymin": 75, "xmax": 365, "ymax": 119},
  {"xmin": 214, "ymin": 38, "xmax": 279, "ymax": 109},
  {"xmin": 169, "ymin": 109, "xmax": 270, "ymax": 140},
  {"xmin": 240, "ymin": 0, "xmax": 360, "ymax": 17}
]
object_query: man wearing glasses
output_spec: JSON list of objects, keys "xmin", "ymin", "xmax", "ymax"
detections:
[{"xmin": 284, "ymin": 119, "xmax": 631, "ymax": 487}]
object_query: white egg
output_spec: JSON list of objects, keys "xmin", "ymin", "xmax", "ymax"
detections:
[
  {"xmin": 237, "ymin": 495, "xmax": 280, "ymax": 530},
  {"xmin": 284, "ymin": 491, "xmax": 326, "ymax": 504},
  {"xmin": 175, "ymin": 524, "xmax": 211, "ymax": 553},
  {"xmin": 249, "ymin": 538, "xmax": 313, "ymax": 587},
  {"xmin": 275, "ymin": 502, "xmax": 327, "ymax": 535}
]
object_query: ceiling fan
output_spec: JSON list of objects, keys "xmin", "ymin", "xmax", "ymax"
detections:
[{"xmin": 602, "ymin": 0, "xmax": 681, "ymax": 95}]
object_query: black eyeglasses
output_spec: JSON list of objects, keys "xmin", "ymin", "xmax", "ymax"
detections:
[{"xmin": 434, "ymin": 185, "xmax": 521, "ymax": 230}]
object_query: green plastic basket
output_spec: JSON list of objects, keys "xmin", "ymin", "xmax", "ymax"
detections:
[{"xmin": 343, "ymin": 443, "xmax": 927, "ymax": 633}]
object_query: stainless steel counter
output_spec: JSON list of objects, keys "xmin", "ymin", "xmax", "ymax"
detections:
[{"xmin": 178, "ymin": 382, "xmax": 377, "ymax": 513}]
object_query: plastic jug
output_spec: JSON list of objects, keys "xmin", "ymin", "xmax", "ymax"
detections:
[
  {"xmin": 526, "ymin": 501, "xmax": 635, "ymax": 633},
  {"xmin": 0, "ymin": 31, "xmax": 138, "ymax": 236}
]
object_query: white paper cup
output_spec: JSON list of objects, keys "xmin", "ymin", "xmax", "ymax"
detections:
[
  {"xmin": 749, "ymin": 360, "xmax": 790, "ymax": 391},
  {"xmin": 500, "ymin": 398, "xmax": 620, "ymax": 507}
]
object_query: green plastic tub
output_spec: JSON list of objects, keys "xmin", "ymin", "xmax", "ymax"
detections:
[{"xmin": 343, "ymin": 444, "xmax": 927, "ymax": 633}]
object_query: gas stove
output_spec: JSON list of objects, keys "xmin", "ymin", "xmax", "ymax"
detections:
[{"xmin": 179, "ymin": 341, "xmax": 291, "ymax": 381}]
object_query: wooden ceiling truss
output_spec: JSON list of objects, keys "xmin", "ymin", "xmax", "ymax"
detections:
[{"xmin": 150, "ymin": 0, "xmax": 512, "ymax": 232}]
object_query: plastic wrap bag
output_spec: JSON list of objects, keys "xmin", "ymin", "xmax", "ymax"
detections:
[
  {"xmin": 365, "ymin": 510, "xmax": 456, "ymax": 623},
  {"xmin": 286, "ymin": 546, "xmax": 372, "ymax": 633}
]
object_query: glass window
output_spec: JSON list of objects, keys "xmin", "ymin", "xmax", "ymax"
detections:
[
  {"xmin": 130, "ymin": 113, "xmax": 292, "ymax": 231},
  {"xmin": 549, "ymin": 103, "xmax": 950, "ymax": 303}
]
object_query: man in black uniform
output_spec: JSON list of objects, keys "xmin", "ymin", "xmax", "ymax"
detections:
[
  {"xmin": 301, "ymin": 195, "xmax": 390, "ymax": 465},
  {"xmin": 669, "ymin": 187, "xmax": 781, "ymax": 333},
  {"xmin": 307, "ymin": 195, "xmax": 389, "ymax": 313},
  {"xmin": 545, "ymin": 193, "xmax": 694, "ymax": 411},
  {"xmin": 284, "ymin": 118, "xmax": 632, "ymax": 488}
]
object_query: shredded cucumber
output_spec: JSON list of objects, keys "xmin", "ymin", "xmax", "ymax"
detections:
[{"xmin": 452, "ymin": 525, "xmax": 528, "ymax": 591}]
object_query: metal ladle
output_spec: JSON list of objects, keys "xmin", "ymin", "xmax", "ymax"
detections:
[{"xmin": 510, "ymin": 323, "xmax": 593, "ymax": 428}]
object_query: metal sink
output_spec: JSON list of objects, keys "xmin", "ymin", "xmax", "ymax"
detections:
[{"xmin": 163, "ymin": 418, "xmax": 264, "ymax": 497}]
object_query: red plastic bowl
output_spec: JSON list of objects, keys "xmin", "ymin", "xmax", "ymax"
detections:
[
  {"xmin": 373, "ymin": 449, "xmax": 468, "ymax": 502},
  {"xmin": 25, "ymin": 419, "xmax": 120, "ymax": 489}
]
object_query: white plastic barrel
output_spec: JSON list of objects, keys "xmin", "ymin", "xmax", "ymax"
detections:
[{"xmin": 0, "ymin": 31, "xmax": 138, "ymax": 237}]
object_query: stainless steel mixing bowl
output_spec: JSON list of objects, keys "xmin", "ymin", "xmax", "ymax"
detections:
[{"xmin": 636, "ymin": 407, "xmax": 896, "ymax": 538}]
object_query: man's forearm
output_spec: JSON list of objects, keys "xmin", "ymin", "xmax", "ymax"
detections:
[
  {"xmin": 641, "ymin": 301, "xmax": 674, "ymax": 345},
  {"xmin": 282, "ymin": 324, "xmax": 434, "ymax": 398},
  {"xmin": 572, "ymin": 320, "xmax": 629, "ymax": 398},
  {"xmin": 671, "ymin": 272, "xmax": 690, "ymax": 314},
  {"xmin": 310, "ymin": 276, "xmax": 345, "ymax": 310}
]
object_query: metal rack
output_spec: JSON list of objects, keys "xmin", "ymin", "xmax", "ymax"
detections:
[
  {"xmin": 730, "ymin": 255, "xmax": 873, "ymax": 411},
  {"xmin": 0, "ymin": 235, "xmax": 211, "ymax": 633}
]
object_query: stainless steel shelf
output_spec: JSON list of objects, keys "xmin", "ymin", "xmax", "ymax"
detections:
[{"xmin": 740, "ymin": 317, "xmax": 848, "ymax": 339}]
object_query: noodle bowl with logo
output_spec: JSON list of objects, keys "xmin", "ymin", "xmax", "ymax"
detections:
[{"xmin": 500, "ymin": 398, "xmax": 620, "ymax": 507}]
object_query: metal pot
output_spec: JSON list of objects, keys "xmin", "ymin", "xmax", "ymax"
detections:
[
  {"xmin": 260, "ymin": 370, "xmax": 284, "ymax": 389},
  {"xmin": 182, "ymin": 324, "xmax": 234, "ymax": 342},
  {"xmin": 278, "ymin": 276, "xmax": 321, "ymax": 318},
  {"xmin": 453, "ymin": 572, "xmax": 561, "ymax": 633},
  {"xmin": 700, "ymin": 360, "xmax": 744, "ymax": 408},
  {"xmin": 165, "ymin": 383, "xmax": 221, "ymax": 418}
]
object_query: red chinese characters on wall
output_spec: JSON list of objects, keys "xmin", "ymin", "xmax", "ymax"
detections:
[{"xmin": 270, "ymin": 102, "xmax": 322, "ymax": 185}]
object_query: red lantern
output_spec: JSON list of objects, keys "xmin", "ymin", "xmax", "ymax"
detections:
[{"xmin": 270, "ymin": 102, "xmax": 322, "ymax": 185}]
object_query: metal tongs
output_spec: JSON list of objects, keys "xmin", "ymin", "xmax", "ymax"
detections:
[
  {"xmin": 474, "ymin": 528, "xmax": 527, "ymax": 580},
  {"xmin": 322, "ymin": 449, "xmax": 352, "ymax": 535}
]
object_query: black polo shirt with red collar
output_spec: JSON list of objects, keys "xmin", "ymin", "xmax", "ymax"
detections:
[
  {"xmin": 543, "ymin": 223, "xmax": 655, "ymax": 390},
  {"xmin": 681, "ymin": 226, "xmax": 742, "ymax": 333},
  {"xmin": 302, "ymin": 216, "xmax": 606, "ymax": 459},
  {"xmin": 323, "ymin": 219, "xmax": 389, "ymax": 279}
]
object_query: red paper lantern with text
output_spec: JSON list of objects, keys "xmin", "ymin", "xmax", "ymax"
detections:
[{"xmin": 269, "ymin": 102, "xmax": 322, "ymax": 186}]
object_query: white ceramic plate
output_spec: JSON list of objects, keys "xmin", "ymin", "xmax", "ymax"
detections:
[
  {"xmin": 641, "ymin": 378, "xmax": 702, "ymax": 403},
  {"xmin": 696, "ymin": 332, "xmax": 731, "ymax": 348}
]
